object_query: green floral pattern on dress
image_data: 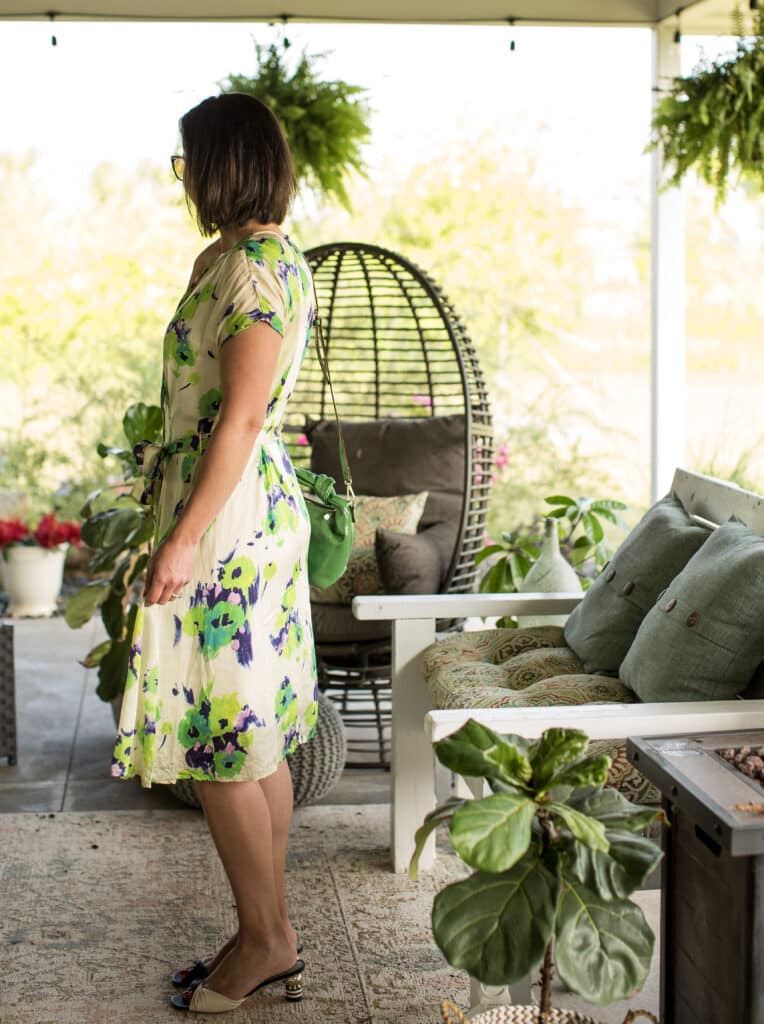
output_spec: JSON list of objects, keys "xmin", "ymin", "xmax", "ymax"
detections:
[{"xmin": 112, "ymin": 230, "xmax": 319, "ymax": 787}]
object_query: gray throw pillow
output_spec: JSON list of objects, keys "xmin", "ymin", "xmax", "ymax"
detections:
[
  {"xmin": 563, "ymin": 492, "xmax": 711, "ymax": 675},
  {"xmin": 375, "ymin": 527, "xmax": 443, "ymax": 595},
  {"xmin": 620, "ymin": 519, "xmax": 764, "ymax": 702}
]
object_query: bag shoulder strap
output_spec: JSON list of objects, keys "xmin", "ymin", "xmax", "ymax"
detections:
[{"xmin": 311, "ymin": 282, "xmax": 355, "ymax": 504}]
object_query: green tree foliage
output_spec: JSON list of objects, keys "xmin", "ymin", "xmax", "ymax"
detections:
[{"xmin": 0, "ymin": 154, "xmax": 197, "ymax": 519}]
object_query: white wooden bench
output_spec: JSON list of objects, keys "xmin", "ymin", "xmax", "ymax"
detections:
[{"xmin": 352, "ymin": 468, "xmax": 764, "ymax": 873}]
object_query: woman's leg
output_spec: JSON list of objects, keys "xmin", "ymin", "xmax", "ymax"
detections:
[
  {"xmin": 189, "ymin": 761, "xmax": 297, "ymax": 972},
  {"xmin": 258, "ymin": 761, "xmax": 297, "ymax": 945},
  {"xmin": 192, "ymin": 777, "xmax": 296, "ymax": 999}
]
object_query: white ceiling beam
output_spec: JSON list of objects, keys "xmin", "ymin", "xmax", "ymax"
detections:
[{"xmin": 0, "ymin": 0, "xmax": 743, "ymax": 29}]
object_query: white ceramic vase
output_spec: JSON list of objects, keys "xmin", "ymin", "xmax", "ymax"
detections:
[
  {"xmin": 516, "ymin": 517, "xmax": 582, "ymax": 629},
  {"xmin": 2, "ymin": 544, "xmax": 68, "ymax": 617}
]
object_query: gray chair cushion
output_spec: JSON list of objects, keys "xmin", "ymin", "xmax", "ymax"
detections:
[
  {"xmin": 375, "ymin": 526, "xmax": 443, "ymax": 594},
  {"xmin": 310, "ymin": 600, "xmax": 391, "ymax": 644},
  {"xmin": 563, "ymin": 492, "xmax": 711, "ymax": 675},
  {"xmin": 306, "ymin": 414, "xmax": 465, "ymax": 577},
  {"xmin": 620, "ymin": 519, "xmax": 764, "ymax": 701}
]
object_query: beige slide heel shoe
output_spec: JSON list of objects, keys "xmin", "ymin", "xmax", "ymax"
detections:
[{"xmin": 169, "ymin": 958, "xmax": 305, "ymax": 1013}]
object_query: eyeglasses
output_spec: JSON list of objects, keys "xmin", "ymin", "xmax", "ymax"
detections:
[{"xmin": 171, "ymin": 154, "xmax": 185, "ymax": 181}]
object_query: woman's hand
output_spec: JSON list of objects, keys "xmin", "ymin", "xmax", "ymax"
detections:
[
  {"xmin": 187, "ymin": 238, "xmax": 224, "ymax": 289},
  {"xmin": 143, "ymin": 534, "xmax": 196, "ymax": 607}
]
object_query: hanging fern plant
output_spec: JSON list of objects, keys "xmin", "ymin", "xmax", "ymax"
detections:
[
  {"xmin": 650, "ymin": 10, "xmax": 764, "ymax": 203},
  {"xmin": 221, "ymin": 40, "xmax": 372, "ymax": 210}
]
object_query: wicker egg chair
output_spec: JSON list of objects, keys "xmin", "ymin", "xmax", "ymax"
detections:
[{"xmin": 284, "ymin": 242, "xmax": 494, "ymax": 768}]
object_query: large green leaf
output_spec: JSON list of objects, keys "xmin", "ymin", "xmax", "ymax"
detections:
[
  {"xmin": 100, "ymin": 590, "xmax": 125, "ymax": 640},
  {"xmin": 79, "ymin": 638, "xmax": 113, "ymax": 669},
  {"xmin": 555, "ymin": 880, "xmax": 655, "ymax": 1005},
  {"xmin": 484, "ymin": 741, "xmax": 533, "ymax": 788},
  {"xmin": 529, "ymin": 729, "xmax": 589, "ymax": 789},
  {"xmin": 544, "ymin": 754, "xmax": 611, "ymax": 793},
  {"xmin": 434, "ymin": 720, "xmax": 530, "ymax": 785},
  {"xmin": 409, "ymin": 797, "xmax": 466, "ymax": 880},
  {"xmin": 450, "ymin": 792, "xmax": 535, "ymax": 872},
  {"xmin": 64, "ymin": 581, "xmax": 111, "ymax": 629},
  {"xmin": 548, "ymin": 803, "xmax": 609, "ymax": 853},
  {"xmin": 432, "ymin": 853, "xmax": 559, "ymax": 986},
  {"xmin": 474, "ymin": 544, "xmax": 505, "ymax": 566},
  {"xmin": 564, "ymin": 830, "xmax": 663, "ymax": 901},
  {"xmin": 568, "ymin": 788, "xmax": 663, "ymax": 834},
  {"xmin": 81, "ymin": 507, "xmax": 144, "ymax": 551},
  {"xmin": 122, "ymin": 402, "xmax": 162, "ymax": 448},
  {"xmin": 96, "ymin": 636, "xmax": 130, "ymax": 701}
]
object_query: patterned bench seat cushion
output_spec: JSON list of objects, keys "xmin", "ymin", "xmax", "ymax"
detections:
[{"xmin": 421, "ymin": 626, "xmax": 658, "ymax": 805}]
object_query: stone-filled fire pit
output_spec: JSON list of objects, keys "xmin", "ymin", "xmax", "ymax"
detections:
[{"xmin": 628, "ymin": 731, "xmax": 764, "ymax": 1024}]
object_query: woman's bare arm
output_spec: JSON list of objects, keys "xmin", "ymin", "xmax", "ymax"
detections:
[{"xmin": 143, "ymin": 322, "xmax": 282, "ymax": 606}]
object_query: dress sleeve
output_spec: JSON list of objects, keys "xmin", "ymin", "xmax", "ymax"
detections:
[{"xmin": 214, "ymin": 249, "xmax": 287, "ymax": 349}]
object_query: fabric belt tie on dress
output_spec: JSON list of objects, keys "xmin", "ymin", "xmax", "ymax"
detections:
[{"xmin": 133, "ymin": 421, "xmax": 214, "ymax": 508}]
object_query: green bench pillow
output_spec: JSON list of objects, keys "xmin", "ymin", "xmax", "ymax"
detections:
[
  {"xmin": 563, "ymin": 492, "xmax": 711, "ymax": 675},
  {"xmin": 621, "ymin": 518, "xmax": 764, "ymax": 701}
]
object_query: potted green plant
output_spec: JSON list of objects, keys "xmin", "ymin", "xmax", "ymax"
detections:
[
  {"xmin": 64, "ymin": 401, "xmax": 159, "ymax": 719},
  {"xmin": 409, "ymin": 719, "xmax": 662, "ymax": 1023},
  {"xmin": 475, "ymin": 494, "xmax": 628, "ymax": 627},
  {"xmin": 650, "ymin": 10, "xmax": 764, "ymax": 204},
  {"xmin": 221, "ymin": 39, "xmax": 372, "ymax": 210},
  {"xmin": 0, "ymin": 513, "xmax": 82, "ymax": 616}
]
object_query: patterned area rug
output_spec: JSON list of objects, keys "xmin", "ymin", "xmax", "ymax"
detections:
[{"xmin": 0, "ymin": 804, "xmax": 471, "ymax": 1024}]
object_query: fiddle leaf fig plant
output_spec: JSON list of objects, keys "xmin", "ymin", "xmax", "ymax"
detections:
[
  {"xmin": 410, "ymin": 720, "xmax": 663, "ymax": 1015},
  {"xmin": 650, "ymin": 10, "xmax": 764, "ymax": 203},
  {"xmin": 64, "ymin": 401, "xmax": 159, "ymax": 702}
]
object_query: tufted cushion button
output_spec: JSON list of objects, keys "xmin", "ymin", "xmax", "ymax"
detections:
[
  {"xmin": 664, "ymin": 598, "xmax": 677, "ymax": 612},
  {"xmin": 622, "ymin": 581, "xmax": 635, "ymax": 596},
  {"xmin": 605, "ymin": 568, "xmax": 616, "ymax": 583},
  {"xmin": 686, "ymin": 610, "xmax": 700, "ymax": 627}
]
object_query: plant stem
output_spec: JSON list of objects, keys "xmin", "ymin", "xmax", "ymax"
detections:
[
  {"xmin": 537, "ymin": 941, "xmax": 554, "ymax": 1023},
  {"xmin": 536, "ymin": 810, "xmax": 556, "ymax": 1021}
]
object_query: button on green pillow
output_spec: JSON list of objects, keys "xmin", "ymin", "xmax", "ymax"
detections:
[
  {"xmin": 620, "ymin": 519, "xmax": 764, "ymax": 701},
  {"xmin": 563, "ymin": 493, "xmax": 711, "ymax": 675}
]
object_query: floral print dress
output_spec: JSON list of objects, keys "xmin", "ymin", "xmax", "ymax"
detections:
[{"xmin": 111, "ymin": 230, "xmax": 319, "ymax": 787}]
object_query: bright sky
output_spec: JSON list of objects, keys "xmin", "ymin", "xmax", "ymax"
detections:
[
  {"xmin": 0, "ymin": 20, "xmax": 739, "ymax": 224},
  {"xmin": 0, "ymin": 22, "xmax": 666, "ymax": 205}
]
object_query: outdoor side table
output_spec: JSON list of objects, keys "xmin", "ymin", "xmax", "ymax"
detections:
[
  {"xmin": 628, "ymin": 730, "xmax": 764, "ymax": 1024},
  {"xmin": 0, "ymin": 623, "xmax": 17, "ymax": 765}
]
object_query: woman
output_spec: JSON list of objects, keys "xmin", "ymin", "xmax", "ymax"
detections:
[{"xmin": 110, "ymin": 93, "xmax": 317, "ymax": 1014}]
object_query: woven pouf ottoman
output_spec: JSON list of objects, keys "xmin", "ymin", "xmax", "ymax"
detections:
[{"xmin": 169, "ymin": 692, "xmax": 346, "ymax": 809}]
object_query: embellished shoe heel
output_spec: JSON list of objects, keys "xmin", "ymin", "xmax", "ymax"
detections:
[{"xmin": 284, "ymin": 970, "xmax": 304, "ymax": 1002}]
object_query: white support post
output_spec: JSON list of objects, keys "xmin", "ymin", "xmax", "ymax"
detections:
[
  {"xmin": 390, "ymin": 618, "xmax": 438, "ymax": 873},
  {"xmin": 650, "ymin": 24, "xmax": 686, "ymax": 502}
]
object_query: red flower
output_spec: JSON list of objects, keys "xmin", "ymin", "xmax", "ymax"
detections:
[
  {"xmin": 0, "ymin": 519, "xmax": 30, "ymax": 548},
  {"xmin": 0, "ymin": 514, "xmax": 81, "ymax": 549}
]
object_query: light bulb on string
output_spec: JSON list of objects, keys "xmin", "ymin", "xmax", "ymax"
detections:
[
  {"xmin": 673, "ymin": 7, "xmax": 682, "ymax": 43},
  {"xmin": 507, "ymin": 17, "xmax": 516, "ymax": 52},
  {"xmin": 47, "ymin": 11, "xmax": 57, "ymax": 47}
]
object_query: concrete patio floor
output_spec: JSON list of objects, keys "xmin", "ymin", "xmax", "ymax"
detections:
[{"xmin": 0, "ymin": 616, "xmax": 391, "ymax": 812}]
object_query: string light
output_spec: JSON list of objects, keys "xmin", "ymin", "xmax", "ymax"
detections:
[
  {"xmin": 673, "ymin": 7, "xmax": 682, "ymax": 44},
  {"xmin": 507, "ymin": 17, "xmax": 516, "ymax": 51},
  {"xmin": 47, "ymin": 10, "xmax": 57, "ymax": 45}
]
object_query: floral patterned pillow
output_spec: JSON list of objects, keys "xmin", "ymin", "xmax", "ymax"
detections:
[{"xmin": 310, "ymin": 491, "xmax": 429, "ymax": 604}]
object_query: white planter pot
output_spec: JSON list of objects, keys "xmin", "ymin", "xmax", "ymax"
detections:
[{"xmin": 2, "ymin": 544, "xmax": 68, "ymax": 617}]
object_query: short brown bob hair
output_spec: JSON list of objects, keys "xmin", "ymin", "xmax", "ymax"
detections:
[{"xmin": 180, "ymin": 93, "xmax": 296, "ymax": 236}]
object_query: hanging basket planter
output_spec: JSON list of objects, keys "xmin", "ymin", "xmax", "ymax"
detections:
[{"xmin": 440, "ymin": 999, "xmax": 658, "ymax": 1024}]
